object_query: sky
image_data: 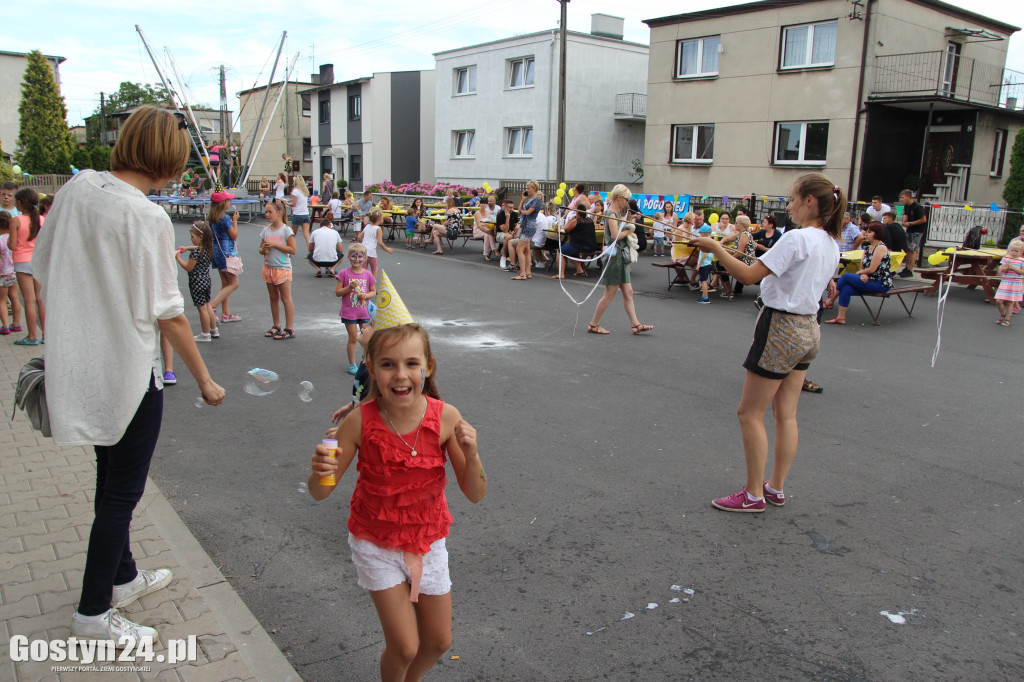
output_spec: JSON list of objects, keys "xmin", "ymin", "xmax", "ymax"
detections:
[{"xmin": 10, "ymin": 0, "xmax": 1024, "ymax": 130}]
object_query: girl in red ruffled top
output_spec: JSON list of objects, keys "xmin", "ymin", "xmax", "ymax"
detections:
[{"xmin": 309, "ymin": 323, "xmax": 487, "ymax": 681}]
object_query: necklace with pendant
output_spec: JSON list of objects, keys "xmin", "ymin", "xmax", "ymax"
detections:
[{"xmin": 380, "ymin": 398, "xmax": 429, "ymax": 457}]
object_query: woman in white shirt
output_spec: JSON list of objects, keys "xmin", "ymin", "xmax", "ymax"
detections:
[
  {"xmin": 693, "ymin": 173, "xmax": 842, "ymax": 514},
  {"xmin": 33, "ymin": 106, "xmax": 225, "ymax": 643},
  {"xmin": 288, "ymin": 174, "xmax": 312, "ymax": 250}
]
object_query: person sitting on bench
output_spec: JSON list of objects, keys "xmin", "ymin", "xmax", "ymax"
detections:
[{"xmin": 824, "ymin": 222, "xmax": 892, "ymax": 325}]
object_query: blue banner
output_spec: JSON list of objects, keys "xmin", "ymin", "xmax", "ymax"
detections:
[{"xmin": 595, "ymin": 193, "xmax": 691, "ymax": 217}]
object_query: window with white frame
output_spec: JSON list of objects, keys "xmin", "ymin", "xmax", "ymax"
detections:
[
  {"xmin": 774, "ymin": 121, "xmax": 829, "ymax": 164},
  {"xmin": 505, "ymin": 127, "xmax": 533, "ymax": 156},
  {"xmin": 991, "ymin": 128, "xmax": 1008, "ymax": 176},
  {"xmin": 454, "ymin": 66, "xmax": 477, "ymax": 95},
  {"xmin": 453, "ymin": 130, "xmax": 476, "ymax": 157},
  {"xmin": 508, "ymin": 57, "xmax": 535, "ymax": 88},
  {"xmin": 671, "ymin": 124, "xmax": 715, "ymax": 163},
  {"xmin": 676, "ymin": 36, "xmax": 720, "ymax": 78},
  {"xmin": 781, "ymin": 21, "xmax": 838, "ymax": 69}
]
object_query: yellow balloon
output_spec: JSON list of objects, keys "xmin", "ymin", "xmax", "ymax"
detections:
[
  {"xmin": 556, "ymin": 188, "xmax": 565, "ymax": 197},
  {"xmin": 944, "ymin": 247, "xmax": 956, "ymax": 254},
  {"xmin": 708, "ymin": 213, "xmax": 719, "ymax": 225},
  {"xmin": 559, "ymin": 182, "xmax": 567, "ymax": 190},
  {"xmin": 928, "ymin": 252, "xmax": 949, "ymax": 266},
  {"xmin": 553, "ymin": 196, "xmax": 562, "ymax": 205},
  {"xmin": 568, "ymin": 188, "xmax": 574, "ymax": 197}
]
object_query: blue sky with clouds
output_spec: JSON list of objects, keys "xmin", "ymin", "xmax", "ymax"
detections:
[{"xmin": 11, "ymin": 0, "xmax": 1024, "ymax": 128}]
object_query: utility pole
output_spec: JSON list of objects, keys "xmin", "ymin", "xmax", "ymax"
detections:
[
  {"xmin": 99, "ymin": 92, "xmax": 107, "ymax": 145},
  {"xmin": 555, "ymin": 0, "xmax": 570, "ymax": 185},
  {"xmin": 219, "ymin": 64, "xmax": 228, "ymax": 184}
]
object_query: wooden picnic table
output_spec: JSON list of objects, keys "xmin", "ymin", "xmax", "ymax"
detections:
[{"xmin": 917, "ymin": 247, "xmax": 1006, "ymax": 302}]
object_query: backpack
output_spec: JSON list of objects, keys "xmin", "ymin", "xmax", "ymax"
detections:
[
  {"xmin": 13, "ymin": 355, "xmax": 50, "ymax": 437},
  {"xmin": 961, "ymin": 225, "xmax": 982, "ymax": 250}
]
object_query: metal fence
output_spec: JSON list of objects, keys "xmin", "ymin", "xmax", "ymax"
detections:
[
  {"xmin": 872, "ymin": 51, "xmax": 1024, "ymax": 109},
  {"xmin": 925, "ymin": 204, "xmax": 1008, "ymax": 247}
]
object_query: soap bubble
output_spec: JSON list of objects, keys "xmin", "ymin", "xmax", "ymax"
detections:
[
  {"xmin": 245, "ymin": 368, "xmax": 280, "ymax": 396},
  {"xmin": 298, "ymin": 381, "xmax": 315, "ymax": 402},
  {"xmin": 195, "ymin": 396, "xmax": 205, "ymax": 409}
]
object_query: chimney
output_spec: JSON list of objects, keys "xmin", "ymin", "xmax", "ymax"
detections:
[
  {"xmin": 310, "ymin": 74, "xmax": 320, "ymax": 84},
  {"xmin": 319, "ymin": 63, "xmax": 335, "ymax": 86},
  {"xmin": 591, "ymin": 13, "xmax": 624, "ymax": 40}
]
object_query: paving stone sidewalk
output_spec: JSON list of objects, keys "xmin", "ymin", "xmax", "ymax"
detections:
[{"xmin": 1, "ymin": 340, "xmax": 300, "ymax": 682}]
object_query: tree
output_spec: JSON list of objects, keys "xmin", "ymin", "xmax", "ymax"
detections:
[
  {"xmin": 1002, "ymin": 127, "xmax": 1024, "ymax": 209},
  {"xmin": 96, "ymin": 82, "xmax": 171, "ymax": 115},
  {"xmin": 15, "ymin": 50, "xmax": 75, "ymax": 174}
]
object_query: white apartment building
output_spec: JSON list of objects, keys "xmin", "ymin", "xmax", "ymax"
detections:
[
  {"xmin": 433, "ymin": 14, "xmax": 649, "ymax": 188},
  {"xmin": 307, "ymin": 64, "xmax": 435, "ymax": 193}
]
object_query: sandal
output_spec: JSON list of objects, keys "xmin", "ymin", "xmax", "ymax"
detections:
[
  {"xmin": 823, "ymin": 318, "xmax": 846, "ymax": 325},
  {"xmin": 802, "ymin": 379, "xmax": 824, "ymax": 394},
  {"xmin": 265, "ymin": 325, "xmax": 281, "ymax": 338},
  {"xmin": 551, "ymin": 274, "xmax": 565, "ymax": 279},
  {"xmin": 314, "ymin": 272, "xmax": 323, "ymax": 278},
  {"xmin": 999, "ymin": 318, "xmax": 1011, "ymax": 327},
  {"xmin": 273, "ymin": 328, "xmax": 296, "ymax": 340},
  {"xmin": 221, "ymin": 314, "xmax": 242, "ymax": 323},
  {"xmin": 823, "ymin": 300, "xmax": 835, "ymax": 310},
  {"xmin": 573, "ymin": 271, "xmax": 588, "ymax": 278},
  {"xmin": 511, "ymin": 275, "xmax": 528, "ymax": 280},
  {"xmin": 631, "ymin": 323, "xmax": 654, "ymax": 335},
  {"xmin": 587, "ymin": 324, "xmax": 610, "ymax": 335}
]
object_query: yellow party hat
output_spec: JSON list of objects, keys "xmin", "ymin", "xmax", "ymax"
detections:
[{"xmin": 370, "ymin": 270, "xmax": 415, "ymax": 330}]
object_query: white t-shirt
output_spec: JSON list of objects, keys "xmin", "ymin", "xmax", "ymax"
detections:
[
  {"xmin": 274, "ymin": 180, "xmax": 286, "ymax": 200},
  {"xmin": 533, "ymin": 214, "xmax": 554, "ymax": 247},
  {"xmin": 328, "ymin": 198, "xmax": 343, "ymax": 216},
  {"xmin": 362, "ymin": 223, "xmax": 382, "ymax": 258},
  {"xmin": 291, "ymin": 188, "xmax": 309, "ymax": 216},
  {"xmin": 32, "ymin": 171, "xmax": 185, "ymax": 445},
  {"xmin": 866, "ymin": 203, "xmax": 891, "ymax": 222},
  {"xmin": 757, "ymin": 227, "xmax": 840, "ymax": 315},
  {"xmin": 310, "ymin": 225, "xmax": 342, "ymax": 262}
]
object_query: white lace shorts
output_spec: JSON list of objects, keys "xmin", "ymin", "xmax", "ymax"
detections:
[{"xmin": 348, "ymin": 533, "xmax": 452, "ymax": 595}]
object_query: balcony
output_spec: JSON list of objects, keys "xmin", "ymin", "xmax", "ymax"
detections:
[
  {"xmin": 614, "ymin": 93, "xmax": 646, "ymax": 120},
  {"xmin": 871, "ymin": 51, "xmax": 1024, "ymax": 110}
]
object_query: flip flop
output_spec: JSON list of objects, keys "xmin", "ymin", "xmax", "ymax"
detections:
[
  {"xmin": 511, "ymin": 275, "xmax": 528, "ymax": 280},
  {"xmin": 823, "ymin": 318, "xmax": 846, "ymax": 325}
]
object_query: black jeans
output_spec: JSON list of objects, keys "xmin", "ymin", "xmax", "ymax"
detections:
[{"xmin": 77, "ymin": 377, "xmax": 163, "ymax": 616}]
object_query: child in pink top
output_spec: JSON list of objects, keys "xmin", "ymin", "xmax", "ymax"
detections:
[
  {"xmin": 0, "ymin": 211, "xmax": 23, "ymax": 334},
  {"xmin": 336, "ymin": 243, "xmax": 376, "ymax": 375},
  {"xmin": 8, "ymin": 188, "xmax": 44, "ymax": 345}
]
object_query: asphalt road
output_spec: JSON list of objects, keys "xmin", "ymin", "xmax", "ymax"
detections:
[{"xmin": 151, "ymin": 217, "xmax": 1024, "ymax": 681}]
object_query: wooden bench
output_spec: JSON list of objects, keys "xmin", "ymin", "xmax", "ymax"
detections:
[{"xmin": 854, "ymin": 283, "xmax": 935, "ymax": 326}]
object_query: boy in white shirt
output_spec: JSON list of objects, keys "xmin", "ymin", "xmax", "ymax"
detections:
[{"xmin": 307, "ymin": 219, "xmax": 344, "ymax": 276}]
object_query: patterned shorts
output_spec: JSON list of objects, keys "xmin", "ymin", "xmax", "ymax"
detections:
[
  {"xmin": 743, "ymin": 307, "xmax": 820, "ymax": 379},
  {"xmin": 0, "ymin": 274, "xmax": 15, "ymax": 288}
]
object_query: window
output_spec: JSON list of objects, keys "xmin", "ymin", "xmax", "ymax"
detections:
[
  {"xmin": 508, "ymin": 57, "xmax": 535, "ymax": 88},
  {"xmin": 774, "ymin": 121, "xmax": 829, "ymax": 164},
  {"xmin": 676, "ymin": 36, "xmax": 720, "ymax": 78},
  {"xmin": 455, "ymin": 66, "xmax": 477, "ymax": 95},
  {"xmin": 991, "ymin": 129, "xmax": 1008, "ymax": 176},
  {"xmin": 781, "ymin": 21, "xmax": 837, "ymax": 69},
  {"xmin": 321, "ymin": 157, "xmax": 332, "ymax": 174},
  {"xmin": 350, "ymin": 154, "xmax": 362, "ymax": 180},
  {"xmin": 671, "ymin": 124, "xmax": 715, "ymax": 163},
  {"xmin": 301, "ymin": 94, "xmax": 311, "ymax": 117},
  {"xmin": 505, "ymin": 127, "xmax": 533, "ymax": 156},
  {"xmin": 453, "ymin": 130, "xmax": 476, "ymax": 157},
  {"xmin": 349, "ymin": 95, "xmax": 361, "ymax": 120},
  {"xmin": 318, "ymin": 99, "xmax": 330, "ymax": 124},
  {"xmin": 302, "ymin": 138, "xmax": 311, "ymax": 162}
]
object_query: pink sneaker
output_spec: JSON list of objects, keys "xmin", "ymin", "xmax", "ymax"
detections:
[
  {"xmin": 712, "ymin": 489, "xmax": 766, "ymax": 513},
  {"xmin": 763, "ymin": 482, "xmax": 785, "ymax": 507}
]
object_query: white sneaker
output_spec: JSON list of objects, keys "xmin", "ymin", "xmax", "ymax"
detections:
[
  {"xmin": 499, "ymin": 256, "xmax": 507, "ymax": 270},
  {"xmin": 71, "ymin": 609, "xmax": 159, "ymax": 646},
  {"xmin": 210, "ymin": 327, "xmax": 220, "ymax": 338},
  {"xmin": 194, "ymin": 333, "xmax": 211, "ymax": 342},
  {"xmin": 112, "ymin": 568, "xmax": 173, "ymax": 608}
]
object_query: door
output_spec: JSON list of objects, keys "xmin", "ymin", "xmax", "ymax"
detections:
[{"xmin": 920, "ymin": 130, "xmax": 959, "ymax": 196}]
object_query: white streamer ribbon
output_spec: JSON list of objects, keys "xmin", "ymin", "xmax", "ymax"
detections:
[{"xmin": 931, "ymin": 250, "xmax": 957, "ymax": 367}]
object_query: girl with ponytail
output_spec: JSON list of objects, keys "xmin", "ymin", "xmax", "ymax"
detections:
[
  {"xmin": 9, "ymin": 187, "xmax": 44, "ymax": 345},
  {"xmin": 692, "ymin": 172, "xmax": 842, "ymax": 514}
]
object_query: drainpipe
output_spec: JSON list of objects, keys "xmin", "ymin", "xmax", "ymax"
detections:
[
  {"xmin": 848, "ymin": 0, "xmax": 875, "ymax": 199},
  {"xmin": 547, "ymin": 30, "xmax": 557, "ymax": 183}
]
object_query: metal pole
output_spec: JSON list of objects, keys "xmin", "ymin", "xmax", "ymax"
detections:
[
  {"xmin": 165, "ymin": 48, "xmax": 212, "ymax": 174},
  {"xmin": 240, "ymin": 31, "xmax": 287, "ymax": 181},
  {"xmin": 240, "ymin": 52, "xmax": 300, "ymax": 188},
  {"xmin": 555, "ymin": 0, "xmax": 569, "ymax": 184},
  {"xmin": 916, "ymin": 102, "xmax": 934, "ymax": 202},
  {"xmin": 135, "ymin": 25, "xmax": 213, "ymax": 185}
]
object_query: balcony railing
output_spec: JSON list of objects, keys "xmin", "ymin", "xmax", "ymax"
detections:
[
  {"xmin": 614, "ymin": 93, "xmax": 646, "ymax": 119},
  {"xmin": 871, "ymin": 51, "xmax": 1024, "ymax": 109}
]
